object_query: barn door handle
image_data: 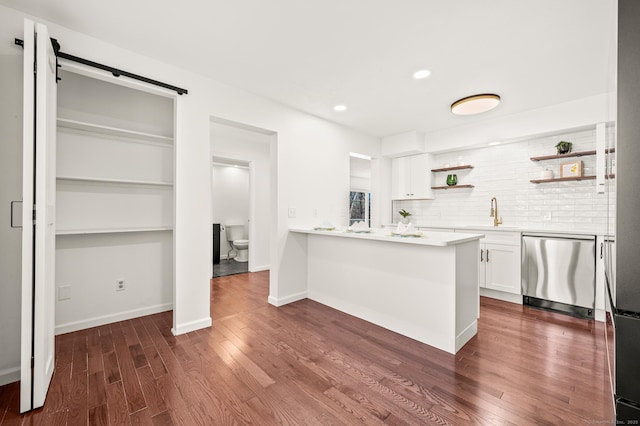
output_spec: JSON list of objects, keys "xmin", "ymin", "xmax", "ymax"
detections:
[{"xmin": 10, "ymin": 201, "xmax": 22, "ymax": 228}]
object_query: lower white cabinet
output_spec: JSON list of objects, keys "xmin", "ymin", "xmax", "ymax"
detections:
[
  {"xmin": 480, "ymin": 243, "xmax": 521, "ymax": 293},
  {"xmin": 458, "ymin": 229, "xmax": 522, "ymax": 295}
]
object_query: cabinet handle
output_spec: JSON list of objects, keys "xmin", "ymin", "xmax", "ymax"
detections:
[
  {"xmin": 600, "ymin": 242, "xmax": 604, "ymax": 259},
  {"xmin": 486, "ymin": 249, "xmax": 490, "ymax": 262},
  {"xmin": 480, "ymin": 249, "xmax": 484, "ymax": 262}
]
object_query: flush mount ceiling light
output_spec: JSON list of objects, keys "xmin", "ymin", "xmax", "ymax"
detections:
[
  {"xmin": 451, "ymin": 93, "xmax": 501, "ymax": 115},
  {"xmin": 334, "ymin": 104, "xmax": 347, "ymax": 112}
]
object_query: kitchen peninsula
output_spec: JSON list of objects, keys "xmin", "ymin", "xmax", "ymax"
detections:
[{"xmin": 289, "ymin": 228, "xmax": 484, "ymax": 354}]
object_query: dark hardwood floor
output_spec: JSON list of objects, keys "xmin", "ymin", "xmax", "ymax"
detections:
[{"xmin": 0, "ymin": 271, "xmax": 614, "ymax": 425}]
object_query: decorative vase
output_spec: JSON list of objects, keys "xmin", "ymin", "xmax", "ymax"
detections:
[
  {"xmin": 401, "ymin": 217, "xmax": 410, "ymax": 224},
  {"xmin": 446, "ymin": 174, "xmax": 457, "ymax": 186}
]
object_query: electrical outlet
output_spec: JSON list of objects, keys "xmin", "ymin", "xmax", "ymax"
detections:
[
  {"xmin": 288, "ymin": 208, "xmax": 296, "ymax": 218},
  {"xmin": 116, "ymin": 279, "xmax": 125, "ymax": 291},
  {"xmin": 544, "ymin": 212, "xmax": 552, "ymax": 221}
]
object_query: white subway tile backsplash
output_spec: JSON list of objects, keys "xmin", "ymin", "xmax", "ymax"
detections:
[{"xmin": 393, "ymin": 129, "xmax": 615, "ymax": 234}]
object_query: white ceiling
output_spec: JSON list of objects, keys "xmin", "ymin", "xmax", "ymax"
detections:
[{"xmin": 1, "ymin": 0, "xmax": 617, "ymax": 138}]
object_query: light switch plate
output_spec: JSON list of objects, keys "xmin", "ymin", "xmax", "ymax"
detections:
[
  {"xmin": 288, "ymin": 208, "xmax": 296, "ymax": 218},
  {"xmin": 58, "ymin": 285, "xmax": 71, "ymax": 301}
]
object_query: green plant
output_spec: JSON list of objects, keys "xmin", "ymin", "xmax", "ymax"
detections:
[
  {"xmin": 398, "ymin": 209, "xmax": 412, "ymax": 218},
  {"xmin": 555, "ymin": 141, "xmax": 573, "ymax": 154}
]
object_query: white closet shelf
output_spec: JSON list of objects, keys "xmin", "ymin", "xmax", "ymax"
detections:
[
  {"xmin": 57, "ymin": 118, "xmax": 173, "ymax": 144},
  {"xmin": 56, "ymin": 176, "xmax": 173, "ymax": 186},
  {"xmin": 56, "ymin": 227, "xmax": 173, "ymax": 236}
]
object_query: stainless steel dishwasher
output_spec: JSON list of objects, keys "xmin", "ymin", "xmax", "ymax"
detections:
[{"xmin": 522, "ymin": 233, "xmax": 596, "ymax": 319}]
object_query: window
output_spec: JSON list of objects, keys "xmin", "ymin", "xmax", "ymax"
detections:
[{"xmin": 349, "ymin": 191, "xmax": 371, "ymax": 227}]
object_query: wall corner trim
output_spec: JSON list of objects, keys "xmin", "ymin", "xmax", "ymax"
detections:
[
  {"xmin": 172, "ymin": 317, "xmax": 212, "ymax": 335},
  {"xmin": 267, "ymin": 291, "xmax": 308, "ymax": 307}
]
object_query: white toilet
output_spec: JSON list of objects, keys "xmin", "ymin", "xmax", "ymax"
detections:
[{"xmin": 225, "ymin": 224, "xmax": 249, "ymax": 262}]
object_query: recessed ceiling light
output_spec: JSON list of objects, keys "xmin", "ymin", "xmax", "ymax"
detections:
[
  {"xmin": 334, "ymin": 105, "xmax": 347, "ymax": 112},
  {"xmin": 487, "ymin": 142, "xmax": 501, "ymax": 146},
  {"xmin": 413, "ymin": 69, "xmax": 431, "ymax": 79},
  {"xmin": 451, "ymin": 94, "xmax": 501, "ymax": 115}
]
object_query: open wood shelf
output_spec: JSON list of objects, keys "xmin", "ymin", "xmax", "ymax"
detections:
[
  {"xmin": 530, "ymin": 174, "xmax": 615, "ymax": 184},
  {"xmin": 431, "ymin": 184, "xmax": 475, "ymax": 190},
  {"xmin": 529, "ymin": 148, "xmax": 615, "ymax": 162},
  {"xmin": 431, "ymin": 165, "xmax": 474, "ymax": 173}
]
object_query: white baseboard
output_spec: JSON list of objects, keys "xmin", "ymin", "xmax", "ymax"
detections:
[
  {"xmin": 456, "ymin": 320, "xmax": 478, "ymax": 352},
  {"xmin": 55, "ymin": 303, "xmax": 173, "ymax": 335},
  {"xmin": 268, "ymin": 291, "xmax": 307, "ymax": 307},
  {"xmin": 250, "ymin": 264, "xmax": 270, "ymax": 272},
  {"xmin": 171, "ymin": 317, "xmax": 212, "ymax": 335},
  {"xmin": 0, "ymin": 366, "xmax": 20, "ymax": 386},
  {"xmin": 480, "ymin": 288, "xmax": 523, "ymax": 304}
]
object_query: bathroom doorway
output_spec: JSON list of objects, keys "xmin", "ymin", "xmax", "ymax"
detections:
[
  {"xmin": 210, "ymin": 119, "xmax": 273, "ymax": 278},
  {"xmin": 211, "ymin": 157, "xmax": 250, "ymax": 277}
]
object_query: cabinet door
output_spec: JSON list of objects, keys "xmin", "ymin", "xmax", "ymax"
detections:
[
  {"xmin": 478, "ymin": 245, "xmax": 487, "ymax": 288},
  {"xmin": 391, "ymin": 156, "xmax": 411, "ymax": 199},
  {"xmin": 410, "ymin": 154, "xmax": 434, "ymax": 199},
  {"xmin": 484, "ymin": 243, "xmax": 521, "ymax": 294}
]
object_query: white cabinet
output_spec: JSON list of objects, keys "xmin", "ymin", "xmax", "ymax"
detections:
[
  {"xmin": 391, "ymin": 154, "xmax": 434, "ymax": 200},
  {"xmin": 461, "ymin": 229, "xmax": 521, "ymax": 295},
  {"xmin": 481, "ymin": 243, "xmax": 521, "ymax": 293}
]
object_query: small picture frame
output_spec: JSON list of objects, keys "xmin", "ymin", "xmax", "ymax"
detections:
[{"xmin": 560, "ymin": 160, "xmax": 583, "ymax": 178}]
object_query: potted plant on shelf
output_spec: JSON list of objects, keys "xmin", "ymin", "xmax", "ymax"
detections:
[
  {"xmin": 555, "ymin": 141, "xmax": 573, "ymax": 154},
  {"xmin": 399, "ymin": 209, "xmax": 412, "ymax": 224}
]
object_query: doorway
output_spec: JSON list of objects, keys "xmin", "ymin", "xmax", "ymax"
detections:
[
  {"xmin": 210, "ymin": 119, "xmax": 273, "ymax": 278},
  {"xmin": 211, "ymin": 157, "xmax": 250, "ymax": 277}
]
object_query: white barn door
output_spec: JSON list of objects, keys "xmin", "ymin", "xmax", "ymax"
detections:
[{"xmin": 20, "ymin": 18, "xmax": 57, "ymax": 413}]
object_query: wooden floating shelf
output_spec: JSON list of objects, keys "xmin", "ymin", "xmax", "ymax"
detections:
[
  {"xmin": 431, "ymin": 165, "xmax": 474, "ymax": 173},
  {"xmin": 431, "ymin": 184, "xmax": 475, "ymax": 190},
  {"xmin": 530, "ymin": 148, "xmax": 615, "ymax": 162},
  {"xmin": 530, "ymin": 174, "xmax": 615, "ymax": 184}
]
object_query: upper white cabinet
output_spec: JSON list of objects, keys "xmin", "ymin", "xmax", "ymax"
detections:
[{"xmin": 391, "ymin": 153, "xmax": 434, "ymax": 200}]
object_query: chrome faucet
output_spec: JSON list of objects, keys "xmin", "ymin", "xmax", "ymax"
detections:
[{"xmin": 490, "ymin": 197, "xmax": 503, "ymax": 227}]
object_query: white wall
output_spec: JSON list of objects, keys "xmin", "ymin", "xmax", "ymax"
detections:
[
  {"xmin": 211, "ymin": 123, "xmax": 271, "ymax": 271},
  {"xmin": 55, "ymin": 232, "xmax": 173, "ymax": 334},
  {"xmin": 394, "ymin": 128, "xmax": 615, "ymax": 234},
  {"xmin": 0, "ymin": 5, "xmax": 381, "ymax": 353},
  {"xmin": 211, "ymin": 164, "xmax": 249, "ymax": 259},
  {"xmin": 0, "ymin": 55, "xmax": 23, "ymax": 386}
]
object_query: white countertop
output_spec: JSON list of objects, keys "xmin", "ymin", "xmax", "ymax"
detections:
[
  {"xmin": 384, "ymin": 223, "xmax": 611, "ymax": 237},
  {"xmin": 289, "ymin": 227, "xmax": 483, "ymax": 247}
]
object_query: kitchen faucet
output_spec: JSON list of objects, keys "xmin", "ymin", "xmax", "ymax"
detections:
[{"xmin": 490, "ymin": 197, "xmax": 503, "ymax": 227}]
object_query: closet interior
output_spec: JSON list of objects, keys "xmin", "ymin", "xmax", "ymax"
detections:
[{"xmin": 54, "ymin": 68, "xmax": 175, "ymax": 333}]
